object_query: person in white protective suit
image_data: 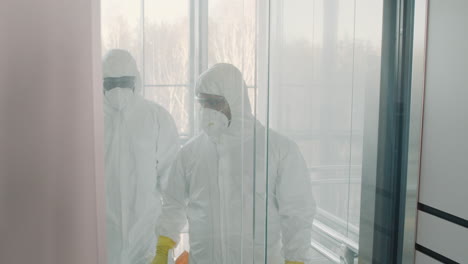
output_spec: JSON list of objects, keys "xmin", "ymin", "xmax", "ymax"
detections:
[
  {"xmin": 152, "ymin": 63, "xmax": 316, "ymax": 264},
  {"xmin": 103, "ymin": 49, "xmax": 180, "ymax": 264}
]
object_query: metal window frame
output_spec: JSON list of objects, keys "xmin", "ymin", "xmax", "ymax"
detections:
[
  {"xmin": 401, "ymin": 0, "xmax": 428, "ymax": 263},
  {"xmin": 359, "ymin": 0, "xmax": 428, "ymax": 263},
  {"xmin": 358, "ymin": 0, "xmax": 416, "ymax": 261},
  {"xmin": 189, "ymin": 0, "xmax": 209, "ymax": 136}
]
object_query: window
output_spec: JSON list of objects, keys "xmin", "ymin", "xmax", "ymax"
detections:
[
  {"xmin": 102, "ymin": 0, "xmax": 192, "ymax": 138},
  {"xmin": 102, "ymin": 0, "xmax": 257, "ymax": 140},
  {"xmin": 142, "ymin": 0, "xmax": 191, "ymax": 137},
  {"xmin": 208, "ymin": 0, "xmax": 257, "ymax": 107}
]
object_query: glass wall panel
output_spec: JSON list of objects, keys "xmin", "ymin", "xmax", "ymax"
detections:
[
  {"xmin": 101, "ymin": 0, "xmax": 386, "ymax": 263},
  {"xmin": 264, "ymin": 0, "xmax": 383, "ymax": 262}
]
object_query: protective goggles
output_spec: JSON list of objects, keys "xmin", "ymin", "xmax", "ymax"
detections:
[
  {"xmin": 196, "ymin": 93, "xmax": 232, "ymax": 123},
  {"xmin": 103, "ymin": 76, "xmax": 136, "ymax": 91}
]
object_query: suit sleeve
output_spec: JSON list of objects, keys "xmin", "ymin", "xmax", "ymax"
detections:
[
  {"xmin": 156, "ymin": 150, "xmax": 188, "ymax": 243},
  {"xmin": 276, "ymin": 141, "xmax": 316, "ymax": 263}
]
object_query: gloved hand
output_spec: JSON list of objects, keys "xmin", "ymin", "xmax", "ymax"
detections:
[
  {"xmin": 151, "ymin": 236, "xmax": 176, "ymax": 264},
  {"xmin": 285, "ymin": 261, "xmax": 304, "ymax": 264}
]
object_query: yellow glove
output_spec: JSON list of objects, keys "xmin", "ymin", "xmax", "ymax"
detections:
[
  {"xmin": 151, "ymin": 236, "xmax": 176, "ymax": 264},
  {"xmin": 286, "ymin": 261, "xmax": 304, "ymax": 264}
]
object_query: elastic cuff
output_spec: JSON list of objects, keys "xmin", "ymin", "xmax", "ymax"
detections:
[{"xmin": 157, "ymin": 236, "xmax": 176, "ymax": 248}]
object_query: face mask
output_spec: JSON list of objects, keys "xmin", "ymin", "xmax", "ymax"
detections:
[
  {"xmin": 200, "ymin": 108, "xmax": 229, "ymax": 139},
  {"xmin": 104, "ymin": 88, "xmax": 134, "ymax": 109}
]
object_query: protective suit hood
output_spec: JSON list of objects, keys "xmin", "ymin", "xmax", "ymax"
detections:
[
  {"xmin": 103, "ymin": 49, "xmax": 142, "ymax": 93},
  {"xmin": 103, "ymin": 49, "xmax": 142, "ymax": 110},
  {"xmin": 195, "ymin": 63, "xmax": 254, "ymax": 138}
]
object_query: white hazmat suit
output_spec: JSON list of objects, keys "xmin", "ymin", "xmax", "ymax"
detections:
[
  {"xmin": 156, "ymin": 63, "xmax": 316, "ymax": 263},
  {"xmin": 103, "ymin": 49, "xmax": 180, "ymax": 264}
]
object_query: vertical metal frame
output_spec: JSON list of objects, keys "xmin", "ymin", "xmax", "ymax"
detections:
[
  {"xmin": 189, "ymin": 0, "xmax": 209, "ymax": 135},
  {"xmin": 401, "ymin": 0, "xmax": 428, "ymax": 263},
  {"xmin": 255, "ymin": 0, "xmax": 272, "ymax": 124},
  {"xmin": 359, "ymin": 0, "xmax": 415, "ymax": 264},
  {"xmin": 141, "ymin": 0, "xmax": 146, "ymax": 96},
  {"xmin": 189, "ymin": 0, "xmax": 209, "ymax": 77}
]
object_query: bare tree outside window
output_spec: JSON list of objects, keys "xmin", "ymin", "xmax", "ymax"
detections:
[{"xmin": 144, "ymin": 19, "xmax": 190, "ymax": 135}]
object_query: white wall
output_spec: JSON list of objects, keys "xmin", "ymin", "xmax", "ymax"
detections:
[
  {"xmin": 416, "ymin": 0, "xmax": 468, "ymax": 263},
  {"xmin": 0, "ymin": 0, "xmax": 106, "ymax": 263}
]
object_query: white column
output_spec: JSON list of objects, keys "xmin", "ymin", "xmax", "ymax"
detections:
[{"xmin": 0, "ymin": 0, "xmax": 106, "ymax": 263}]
